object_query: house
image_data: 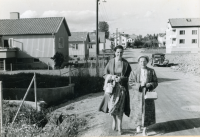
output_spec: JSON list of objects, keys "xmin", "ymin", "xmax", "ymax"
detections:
[
  {"xmin": 166, "ymin": 18, "xmax": 200, "ymax": 53},
  {"xmin": 105, "ymin": 39, "xmax": 113, "ymax": 49},
  {"xmin": 88, "ymin": 32, "xmax": 105, "ymax": 57},
  {"xmin": 114, "ymin": 33, "xmax": 129, "ymax": 49},
  {"xmin": 68, "ymin": 32, "xmax": 90, "ymax": 60},
  {"xmin": 0, "ymin": 12, "xmax": 71, "ymax": 70},
  {"xmin": 158, "ymin": 33, "xmax": 166, "ymax": 47}
]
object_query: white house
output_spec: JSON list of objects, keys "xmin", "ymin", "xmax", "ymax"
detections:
[
  {"xmin": 115, "ymin": 33, "xmax": 129, "ymax": 49},
  {"xmin": 0, "ymin": 12, "xmax": 71, "ymax": 70},
  {"xmin": 68, "ymin": 32, "xmax": 90, "ymax": 60},
  {"xmin": 166, "ymin": 18, "xmax": 200, "ymax": 53},
  {"xmin": 158, "ymin": 33, "xmax": 166, "ymax": 47},
  {"xmin": 127, "ymin": 34, "xmax": 137, "ymax": 43}
]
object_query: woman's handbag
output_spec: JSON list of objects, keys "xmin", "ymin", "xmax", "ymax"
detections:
[{"xmin": 145, "ymin": 90, "xmax": 158, "ymax": 100}]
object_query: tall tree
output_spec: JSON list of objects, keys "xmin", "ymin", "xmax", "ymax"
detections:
[{"xmin": 99, "ymin": 21, "xmax": 109, "ymax": 39}]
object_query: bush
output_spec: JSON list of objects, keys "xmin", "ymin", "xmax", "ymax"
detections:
[{"xmin": 0, "ymin": 73, "xmax": 104, "ymax": 97}]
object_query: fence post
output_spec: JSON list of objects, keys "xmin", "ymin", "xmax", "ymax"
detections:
[
  {"xmin": 11, "ymin": 75, "xmax": 35, "ymax": 126},
  {"xmin": 34, "ymin": 73, "xmax": 37, "ymax": 112},
  {"xmin": 69, "ymin": 65, "xmax": 71, "ymax": 84},
  {"xmin": 0, "ymin": 81, "xmax": 3, "ymax": 134},
  {"xmin": 10, "ymin": 63, "xmax": 12, "ymax": 71}
]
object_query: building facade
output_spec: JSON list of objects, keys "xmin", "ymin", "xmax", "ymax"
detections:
[
  {"xmin": 166, "ymin": 18, "xmax": 200, "ymax": 53},
  {"xmin": 68, "ymin": 32, "xmax": 90, "ymax": 60},
  {"xmin": 0, "ymin": 13, "xmax": 71, "ymax": 70},
  {"xmin": 158, "ymin": 33, "xmax": 166, "ymax": 47}
]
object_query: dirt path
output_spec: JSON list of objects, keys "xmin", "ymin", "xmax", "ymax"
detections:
[{"xmin": 53, "ymin": 49, "xmax": 200, "ymax": 136}]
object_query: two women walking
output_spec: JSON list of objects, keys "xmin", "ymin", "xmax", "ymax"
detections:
[{"xmin": 99, "ymin": 45, "xmax": 158, "ymax": 136}]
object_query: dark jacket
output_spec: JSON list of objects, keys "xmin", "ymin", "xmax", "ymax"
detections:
[{"xmin": 98, "ymin": 58, "xmax": 132, "ymax": 117}]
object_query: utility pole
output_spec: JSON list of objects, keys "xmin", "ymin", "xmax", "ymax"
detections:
[{"xmin": 96, "ymin": 0, "xmax": 99, "ymax": 76}]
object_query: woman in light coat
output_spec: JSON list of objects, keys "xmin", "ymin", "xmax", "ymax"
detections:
[{"xmin": 129, "ymin": 55, "xmax": 158, "ymax": 136}]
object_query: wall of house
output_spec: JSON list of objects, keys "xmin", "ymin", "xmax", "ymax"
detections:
[
  {"xmin": 99, "ymin": 43, "xmax": 104, "ymax": 52},
  {"xmin": 3, "ymin": 35, "xmax": 54, "ymax": 58},
  {"xmin": 89, "ymin": 43, "xmax": 96, "ymax": 57},
  {"xmin": 69, "ymin": 41, "xmax": 86, "ymax": 59},
  {"xmin": 105, "ymin": 39, "xmax": 112, "ymax": 49},
  {"xmin": 55, "ymin": 22, "xmax": 69, "ymax": 63}
]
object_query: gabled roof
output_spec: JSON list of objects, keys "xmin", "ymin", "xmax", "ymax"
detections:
[
  {"xmin": 169, "ymin": 18, "xmax": 200, "ymax": 27},
  {"xmin": 158, "ymin": 33, "xmax": 166, "ymax": 37},
  {"xmin": 88, "ymin": 32, "xmax": 105, "ymax": 43},
  {"xmin": 69, "ymin": 32, "xmax": 89, "ymax": 42},
  {"xmin": 128, "ymin": 34, "xmax": 137, "ymax": 39},
  {"xmin": 120, "ymin": 34, "xmax": 129, "ymax": 37},
  {"xmin": 0, "ymin": 17, "xmax": 71, "ymax": 36}
]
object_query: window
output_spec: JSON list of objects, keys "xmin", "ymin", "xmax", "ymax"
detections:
[
  {"xmin": 180, "ymin": 30, "xmax": 185, "ymax": 35},
  {"xmin": 179, "ymin": 39, "xmax": 185, "ymax": 44},
  {"xmin": 89, "ymin": 44, "xmax": 93, "ymax": 49},
  {"xmin": 9, "ymin": 38, "xmax": 13, "ymax": 47},
  {"xmin": 58, "ymin": 37, "xmax": 64, "ymax": 48},
  {"xmin": 74, "ymin": 55, "xmax": 77, "ymax": 57},
  {"xmin": 4, "ymin": 40, "xmax": 9, "ymax": 47},
  {"xmin": 72, "ymin": 44, "xmax": 78, "ymax": 50},
  {"xmin": 192, "ymin": 39, "xmax": 197, "ymax": 44},
  {"xmin": 172, "ymin": 38, "xmax": 176, "ymax": 44},
  {"xmin": 192, "ymin": 30, "xmax": 197, "ymax": 35},
  {"xmin": 33, "ymin": 58, "xmax": 40, "ymax": 63}
]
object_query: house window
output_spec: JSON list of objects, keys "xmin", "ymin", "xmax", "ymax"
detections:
[
  {"xmin": 179, "ymin": 30, "xmax": 185, "ymax": 35},
  {"xmin": 179, "ymin": 39, "xmax": 185, "ymax": 44},
  {"xmin": 89, "ymin": 44, "xmax": 93, "ymax": 49},
  {"xmin": 58, "ymin": 37, "xmax": 64, "ymax": 48},
  {"xmin": 72, "ymin": 44, "xmax": 78, "ymax": 50},
  {"xmin": 4, "ymin": 40, "xmax": 9, "ymax": 48},
  {"xmin": 192, "ymin": 39, "xmax": 197, "ymax": 44},
  {"xmin": 172, "ymin": 38, "xmax": 176, "ymax": 44},
  {"xmin": 33, "ymin": 58, "xmax": 40, "ymax": 63},
  {"xmin": 74, "ymin": 55, "xmax": 77, "ymax": 57},
  {"xmin": 192, "ymin": 30, "xmax": 197, "ymax": 35}
]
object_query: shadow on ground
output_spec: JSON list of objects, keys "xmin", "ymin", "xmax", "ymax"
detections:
[
  {"xmin": 148, "ymin": 118, "xmax": 200, "ymax": 136},
  {"xmin": 158, "ymin": 78, "xmax": 179, "ymax": 83}
]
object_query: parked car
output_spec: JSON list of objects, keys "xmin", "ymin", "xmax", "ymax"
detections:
[{"xmin": 151, "ymin": 53, "xmax": 169, "ymax": 67}]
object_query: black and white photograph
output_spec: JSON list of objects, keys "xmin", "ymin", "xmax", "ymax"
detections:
[{"xmin": 0, "ymin": 0, "xmax": 200, "ymax": 136}]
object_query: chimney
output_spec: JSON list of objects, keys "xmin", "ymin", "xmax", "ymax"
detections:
[{"xmin": 10, "ymin": 12, "xmax": 20, "ymax": 19}]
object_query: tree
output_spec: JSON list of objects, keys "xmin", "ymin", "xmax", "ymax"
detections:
[
  {"xmin": 51, "ymin": 52, "xmax": 64, "ymax": 68},
  {"xmin": 99, "ymin": 21, "xmax": 109, "ymax": 39}
]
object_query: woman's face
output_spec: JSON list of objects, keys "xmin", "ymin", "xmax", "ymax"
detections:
[
  {"xmin": 139, "ymin": 57, "xmax": 148, "ymax": 68},
  {"xmin": 115, "ymin": 48, "xmax": 123, "ymax": 59}
]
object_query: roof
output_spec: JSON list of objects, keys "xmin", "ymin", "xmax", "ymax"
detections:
[
  {"xmin": 88, "ymin": 32, "xmax": 105, "ymax": 43},
  {"xmin": 120, "ymin": 34, "xmax": 129, "ymax": 37},
  {"xmin": 0, "ymin": 17, "xmax": 71, "ymax": 36},
  {"xmin": 158, "ymin": 33, "xmax": 166, "ymax": 37},
  {"xmin": 169, "ymin": 18, "xmax": 200, "ymax": 27},
  {"xmin": 128, "ymin": 34, "xmax": 137, "ymax": 39},
  {"xmin": 69, "ymin": 32, "xmax": 89, "ymax": 42}
]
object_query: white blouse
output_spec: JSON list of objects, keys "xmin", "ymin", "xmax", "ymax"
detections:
[{"xmin": 140, "ymin": 68, "xmax": 147, "ymax": 83}]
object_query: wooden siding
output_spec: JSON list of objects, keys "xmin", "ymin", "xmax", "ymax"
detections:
[
  {"xmin": 69, "ymin": 41, "xmax": 85, "ymax": 56},
  {"xmin": 55, "ymin": 21, "xmax": 69, "ymax": 62},
  {"xmin": 3, "ymin": 35, "xmax": 54, "ymax": 58}
]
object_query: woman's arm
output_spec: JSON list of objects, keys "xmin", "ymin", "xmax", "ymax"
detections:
[
  {"xmin": 128, "ymin": 71, "xmax": 141, "ymax": 91},
  {"xmin": 103, "ymin": 60, "xmax": 110, "ymax": 79},
  {"xmin": 146, "ymin": 69, "xmax": 158, "ymax": 90}
]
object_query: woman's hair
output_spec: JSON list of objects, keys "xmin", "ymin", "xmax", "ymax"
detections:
[{"xmin": 114, "ymin": 45, "xmax": 124, "ymax": 52}]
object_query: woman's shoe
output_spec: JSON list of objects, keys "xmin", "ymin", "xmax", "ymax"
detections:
[{"xmin": 142, "ymin": 127, "xmax": 148, "ymax": 136}]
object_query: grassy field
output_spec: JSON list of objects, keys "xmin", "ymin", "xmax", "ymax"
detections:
[{"xmin": 141, "ymin": 48, "xmax": 166, "ymax": 54}]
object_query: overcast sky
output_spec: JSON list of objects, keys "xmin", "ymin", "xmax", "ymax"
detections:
[{"xmin": 0, "ymin": 0, "xmax": 200, "ymax": 36}]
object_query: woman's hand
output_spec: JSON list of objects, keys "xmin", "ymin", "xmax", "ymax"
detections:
[
  {"xmin": 146, "ymin": 83, "xmax": 152, "ymax": 88},
  {"xmin": 141, "ymin": 82, "xmax": 146, "ymax": 87}
]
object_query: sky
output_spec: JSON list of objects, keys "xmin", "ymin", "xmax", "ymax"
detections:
[{"xmin": 0, "ymin": 0, "xmax": 200, "ymax": 36}]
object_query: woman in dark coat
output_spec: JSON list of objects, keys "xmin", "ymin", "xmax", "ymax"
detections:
[
  {"xmin": 98, "ymin": 45, "xmax": 132, "ymax": 134},
  {"xmin": 129, "ymin": 55, "xmax": 158, "ymax": 136}
]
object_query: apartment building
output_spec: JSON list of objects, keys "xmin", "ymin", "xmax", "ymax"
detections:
[{"xmin": 166, "ymin": 18, "xmax": 200, "ymax": 53}]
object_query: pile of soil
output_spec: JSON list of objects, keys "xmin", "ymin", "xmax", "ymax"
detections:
[{"xmin": 166, "ymin": 54, "xmax": 200, "ymax": 76}]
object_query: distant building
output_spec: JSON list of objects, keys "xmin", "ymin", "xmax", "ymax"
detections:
[
  {"xmin": 68, "ymin": 32, "xmax": 90, "ymax": 60},
  {"xmin": 127, "ymin": 34, "xmax": 137, "ymax": 43},
  {"xmin": 158, "ymin": 33, "xmax": 166, "ymax": 47},
  {"xmin": 166, "ymin": 18, "xmax": 200, "ymax": 53},
  {"xmin": 88, "ymin": 32, "xmax": 105, "ymax": 57},
  {"xmin": 0, "ymin": 12, "xmax": 71, "ymax": 70}
]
